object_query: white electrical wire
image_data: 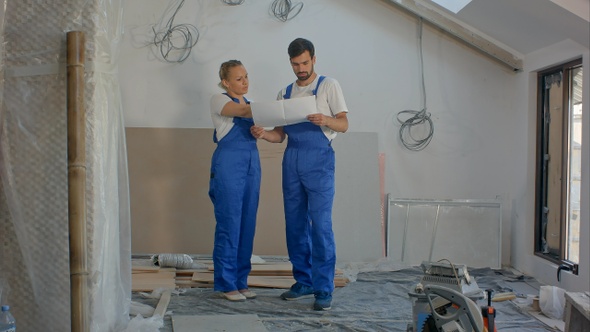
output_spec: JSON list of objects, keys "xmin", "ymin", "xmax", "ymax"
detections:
[
  {"xmin": 152, "ymin": 0, "xmax": 200, "ymax": 63},
  {"xmin": 270, "ymin": 0, "xmax": 304, "ymax": 22},
  {"xmin": 397, "ymin": 18, "xmax": 434, "ymax": 151}
]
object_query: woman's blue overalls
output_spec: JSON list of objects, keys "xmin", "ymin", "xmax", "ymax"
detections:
[
  {"xmin": 209, "ymin": 94, "xmax": 261, "ymax": 292},
  {"xmin": 282, "ymin": 76, "xmax": 336, "ymax": 295}
]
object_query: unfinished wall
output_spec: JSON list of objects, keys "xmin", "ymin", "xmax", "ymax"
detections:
[
  {"xmin": 120, "ymin": 0, "xmax": 590, "ymax": 297},
  {"xmin": 127, "ymin": 128, "xmax": 383, "ymax": 263},
  {"xmin": 120, "ymin": 0, "xmax": 523, "ymax": 270}
]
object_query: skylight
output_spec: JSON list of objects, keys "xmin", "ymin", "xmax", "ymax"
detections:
[{"xmin": 431, "ymin": 0, "xmax": 472, "ymax": 14}]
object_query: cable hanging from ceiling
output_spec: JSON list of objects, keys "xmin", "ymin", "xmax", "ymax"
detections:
[
  {"xmin": 270, "ymin": 0, "xmax": 304, "ymax": 22},
  {"xmin": 397, "ymin": 17, "xmax": 434, "ymax": 151},
  {"xmin": 220, "ymin": 0, "xmax": 245, "ymax": 5},
  {"xmin": 152, "ymin": 0, "xmax": 200, "ymax": 63}
]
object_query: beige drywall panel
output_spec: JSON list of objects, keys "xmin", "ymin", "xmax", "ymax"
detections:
[
  {"xmin": 127, "ymin": 128, "xmax": 383, "ymax": 262},
  {"xmin": 126, "ymin": 127, "xmax": 288, "ymax": 256}
]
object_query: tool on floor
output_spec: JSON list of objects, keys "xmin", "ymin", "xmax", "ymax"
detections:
[
  {"xmin": 407, "ymin": 261, "xmax": 485, "ymax": 332},
  {"xmin": 424, "ymin": 285, "xmax": 484, "ymax": 332},
  {"xmin": 481, "ymin": 289, "xmax": 497, "ymax": 332}
]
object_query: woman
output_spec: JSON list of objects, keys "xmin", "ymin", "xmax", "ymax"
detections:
[{"xmin": 209, "ymin": 60, "xmax": 260, "ymax": 301}]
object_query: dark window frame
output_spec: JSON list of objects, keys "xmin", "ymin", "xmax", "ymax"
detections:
[{"xmin": 534, "ymin": 58, "xmax": 581, "ymax": 278}]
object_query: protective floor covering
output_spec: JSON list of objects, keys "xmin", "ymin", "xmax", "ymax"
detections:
[{"xmin": 132, "ymin": 266, "xmax": 557, "ymax": 331}]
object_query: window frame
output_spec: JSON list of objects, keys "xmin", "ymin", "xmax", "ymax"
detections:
[{"xmin": 534, "ymin": 58, "xmax": 582, "ymax": 277}]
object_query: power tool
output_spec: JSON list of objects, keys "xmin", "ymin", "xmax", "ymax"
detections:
[
  {"xmin": 481, "ymin": 289, "xmax": 497, "ymax": 332},
  {"xmin": 407, "ymin": 261, "xmax": 486, "ymax": 332}
]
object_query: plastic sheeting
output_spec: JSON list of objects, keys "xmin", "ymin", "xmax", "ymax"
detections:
[
  {"xmin": 387, "ymin": 198, "xmax": 502, "ymax": 268},
  {"xmin": 131, "ymin": 261, "xmax": 553, "ymax": 331},
  {"xmin": 0, "ymin": 0, "xmax": 131, "ymax": 331}
]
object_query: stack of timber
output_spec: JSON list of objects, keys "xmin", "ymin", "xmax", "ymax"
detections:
[{"xmin": 132, "ymin": 259, "xmax": 350, "ymax": 292}]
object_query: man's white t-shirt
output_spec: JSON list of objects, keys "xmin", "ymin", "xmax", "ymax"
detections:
[{"xmin": 277, "ymin": 75, "xmax": 348, "ymax": 141}]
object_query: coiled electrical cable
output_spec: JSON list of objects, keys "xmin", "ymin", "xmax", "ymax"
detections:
[
  {"xmin": 221, "ymin": 0, "xmax": 245, "ymax": 5},
  {"xmin": 270, "ymin": 0, "xmax": 303, "ymax": 22},
  {"xmin": 397, "ymin": 18, "xmax": 433, "ymax": 151},
  {"xmin": 152, "ymin": 0, "xmax": 199, "ymax": 63}
]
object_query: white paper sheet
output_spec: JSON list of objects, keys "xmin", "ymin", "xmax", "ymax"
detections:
[{"xmin": 251, "ymin": 95, "xmax": 317, "ymax": 127}]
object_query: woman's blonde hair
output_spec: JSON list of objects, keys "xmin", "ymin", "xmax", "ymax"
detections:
[{"xmin": 218, "ymin": 60, "xmax": 243, "ymax": 90}]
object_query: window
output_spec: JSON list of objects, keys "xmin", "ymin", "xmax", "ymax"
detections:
[{"xmin": 535, "ymin": 59, "xmax": 582, "ymax": 276}]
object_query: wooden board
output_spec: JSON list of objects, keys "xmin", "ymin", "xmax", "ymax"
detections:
[
  {"xmin": 172, "ymin": 314, "xmax": 268, "ymax": 332},
  {"xmin": 247, "ymin": 276, "xmax": 296, "ymax": 289},
  {"xmin": 132, "ymin": 271, "xmax": 176, "ymax": 291},
  {"xmin": 153, "ymin": 290, "xmax": 172, "ymax": 318},
  {"xmin": 207, "ymin": 263, "xmax": 293, "ymax": 275},
  {"xmin": 192, "ymin": 272, "xmax": 214, "ymax": 283}
]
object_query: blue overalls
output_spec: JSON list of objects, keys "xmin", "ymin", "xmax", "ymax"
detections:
[
  {"xmin": 209, "ymin": 94, "xmax": 261, "ymax": 292},
  {"xmin": 282, "ymin": 76, "xmax": 336, "ymax": 295}
]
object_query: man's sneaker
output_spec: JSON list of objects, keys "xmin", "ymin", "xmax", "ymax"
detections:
[
  {"xmin": 313, "ymin": 291, "xmax": 332, "ymax": 311},
  {"xmin": 280, "ymin": 283, "xmax": 314, "ymax": 300}
]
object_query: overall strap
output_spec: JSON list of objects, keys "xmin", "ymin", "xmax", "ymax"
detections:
[
  {"xmin": 283, "ymin": 84, "xmax": 294, "ymax": 99},
  {"xmin": 312, "ymin": 75, "xmax": 326, "ymax": 96}
]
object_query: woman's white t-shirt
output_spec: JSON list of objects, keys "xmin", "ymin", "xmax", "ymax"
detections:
[{"xmin": 210, "ymin": 93, "xmax": 238, "ymax": 142}]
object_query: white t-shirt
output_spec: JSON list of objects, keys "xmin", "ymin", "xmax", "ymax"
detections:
[
  {"xmin": 210, "ymin": 93, "xmax": 238, "ymax": 142},
  {"xmin": 277, "ymin": 75, "xmax": 348, "ymax": 141}
]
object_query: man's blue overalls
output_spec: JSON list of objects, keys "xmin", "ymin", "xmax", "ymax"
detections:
[
  {"xmin": 209, "ymin": 95, "xmax": 261, "ymax": 292},
  {"xmin": 282, "ymin": 76, "xmax": 336, "ymax": 295}
]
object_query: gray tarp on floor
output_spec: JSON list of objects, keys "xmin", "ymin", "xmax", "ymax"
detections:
[{"xmin": 133, "ymin": 264, "xmax": 554, "ymax": 331}]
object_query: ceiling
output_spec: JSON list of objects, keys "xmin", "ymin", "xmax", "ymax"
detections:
[{"xmin": 436, "ymin": 0, "xmax": 590, "ymax": 56}]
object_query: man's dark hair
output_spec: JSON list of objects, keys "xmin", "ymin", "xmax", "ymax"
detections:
[{"xmin": 288, "ymin": 38, "xmax": 315, "ymax": 59}]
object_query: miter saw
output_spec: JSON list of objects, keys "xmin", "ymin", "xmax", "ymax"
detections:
[{"xmin": 407, "ymin": 261, "xmax": 486, "ymax": 332}]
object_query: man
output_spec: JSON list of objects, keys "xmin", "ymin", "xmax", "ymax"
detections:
[{"xmin": 251, "ymin": 38, "xmax": 349, "ymax": 311}]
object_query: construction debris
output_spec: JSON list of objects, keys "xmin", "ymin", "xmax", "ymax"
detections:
[{"xmin": 132, "ymin": 257, "xmax": 350, "ymax": 292}]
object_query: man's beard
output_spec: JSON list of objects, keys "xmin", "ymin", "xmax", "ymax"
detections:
[{"xmin": 297, "ymin": 70, "xmax": 313, "ymax": 81}]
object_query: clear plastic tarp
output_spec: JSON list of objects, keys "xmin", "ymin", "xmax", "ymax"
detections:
[
  {"xmin": 0, "ymin": 0, "xmax": 131, "ymax": 331},
  {"xmin": 387, "ymin": 198, "xmax": 502, "ymax": 269}
]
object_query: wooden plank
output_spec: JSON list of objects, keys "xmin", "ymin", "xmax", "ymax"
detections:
[
  {"xmin": 132, "ymin": 265, "xmax": 160, "ymax": 272},
  {"xmin": 192, "ymin": 272, "xmax": 214, "ymax": 283},
  {"xmin": 194, "ymin": 266, "xmax": 348, "ymax": 288},
  {"xmin": 172, "ymin": 314, "xmax": 268, "ymax": 332},
  {"xmin": 175, "ymin": 268, "xmax": 207, "ymax": 277},
  {"xmin": 176, "ymin": 280, "xmax": 213, "ymax": 288},
  {"xmin": 132, "ymin": 271, "xmax": 176, "ymax": 291},
  {"xmin": 564, "ymin": 292, "xmax": 590, "ymax": 332},
  {"xmin": 492, "ymin": 292, "xmax": 517, "ymax": 302},
  {"xmin": 208, "ymin": 263, "xmax": 293, "ymax": 275},
  {"xmin": 334, "ymin": 276, "xmax": 350, "ymax": 287},
  {"xmin": 153, "ymin": 290, "xmax": 172, "ymax": 318},
  {"xmin": 132, "ymin": 282, "xmax": 176, "ymax": 292},
  {"xmin": 247, "ymin": 276, "xmax": 296, "ymax": 289},
  {"xmin": 133, "ymin": 271, "xmax": 176, "ymax": 280}
]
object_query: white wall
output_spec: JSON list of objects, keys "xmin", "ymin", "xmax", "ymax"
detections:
[{"xmin": 119, "ymin": 0, "xmax": 588, "ymax": 290}]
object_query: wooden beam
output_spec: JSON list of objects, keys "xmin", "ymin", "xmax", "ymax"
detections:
[
  {"xmin": 153, "ymin": 290, "xmax": 172, "ymax": 318},
  {"xmin": 67, "ymin": 30, "xmax": 89, "ymax": 332},
  {"xmin": 380, "ymin": 0, "xmax": 523, "ymax": 72}
]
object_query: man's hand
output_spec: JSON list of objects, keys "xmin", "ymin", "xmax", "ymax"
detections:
[
  {"xmin": 307, "ymin": 113, "xmax": 329, "ymax": 126},
  {"xmin": 307, "ymin": 112, "xmax": 348, "ymax": 133},
  {"xmin": 250, "ymin": 125, "xmax": 266, "ymax": 139}
]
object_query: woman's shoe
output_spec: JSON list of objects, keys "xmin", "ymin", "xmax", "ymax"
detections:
[
  {"xmin": 222, "ymin": 292, "xmax": 247, "ymax": 302},
  {"xmin": 239, "ymin": 289, "xmax": 257, "ymax": 299}
]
